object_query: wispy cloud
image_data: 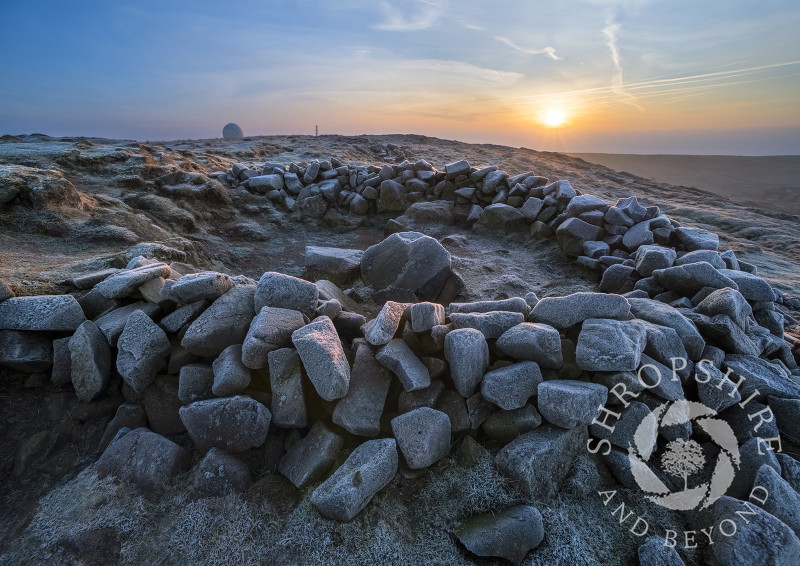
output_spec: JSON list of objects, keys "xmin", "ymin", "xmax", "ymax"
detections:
[
  {"xmin": 494, "ymin": 35, "xmax": 561, "ymax": 60},
  {"xmin": 374, "ymin": 0, "xmax": 447, "ymax": 31},
  {"xmin": 460, "ymin": 22, "xmax": 484, "ymax": 31},
  {"xmin": 602, "ymin": 15, "xmax": 643, "ymax": 110}
]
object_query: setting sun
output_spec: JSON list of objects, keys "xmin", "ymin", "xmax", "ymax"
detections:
[{"xmin": 541, "ymin": 108, "xmax": 568, "ymax": 128}]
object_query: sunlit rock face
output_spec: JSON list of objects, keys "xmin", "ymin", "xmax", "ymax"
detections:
[{"xmin": 222, "ymin": 123, "xmax": 243, "ymax": 140}]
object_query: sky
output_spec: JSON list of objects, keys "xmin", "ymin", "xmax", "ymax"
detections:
[{"xmin": 1, "ymin": 0, "xmax": 799, "ymax": 154}]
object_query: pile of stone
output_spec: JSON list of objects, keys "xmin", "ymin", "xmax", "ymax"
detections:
[{"xmin": 2, "ymin": 156, "xmax": 800, "ymax": 564}]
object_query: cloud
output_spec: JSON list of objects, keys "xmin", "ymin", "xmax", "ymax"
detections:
[
  {"xmin": 494, "ymin": 35, "xmax": 561, "ymax": 60},
  {"xmin": 374, "ymin": 0, "xmax": 447, "ymax": 31},
  {"xmin": 602, "ymin": 15, "xmax": 643, "ymax": 110}
]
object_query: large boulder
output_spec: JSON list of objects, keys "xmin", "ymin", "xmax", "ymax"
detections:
[
  {"xmin": 291, "ymin": 316, "xmax": 350, "ymax": 401},
  {"xmin": 496, "ymin": 323, "xmax": 562, "ymax": 368},
  {"xmin": 170, "ymin": 271, "xmax": 234, "ymax": 303},
  {"xmin": 652, "ymin": 262, "xmax": 738, "ymax": 297},
  {"xmin": 537, "ymin": 380, "xmax": 608, "ymax": 429},
  {"xmin": 450, "ymin": 311, "xmax": 525, "ymax": 339},
  {"xmin": 360, "ymin": 232, "xmax": 452, "ymax": 302},
  {"xmin": 529, "ymin": 292, "xmax": 631, "ymax": 330},
  {"xmin": 576, "ymin": 318, "xmax": 647, "ymax": 372},
  {"xmin": 95, "ymin": 263, "xmax": 172, "ymax": 299},
  {"xmin": 0, "ymin": 294, "xmax": 85, "ymax": 332},
  {"xmin": 96, "ymin": 428, "xmax": 189, "ymax": 497},
  {"xmin": 241, "ymin": 306, "xmax": 306, "ymax": 369},
  {"xmin": 481, "ymin": 362, "xmax": 543, "ymax": 410},
  {"xmin": 254, "ymin": 272, "xmax": 318, "ymax": 319},
  {"xmin": 116, "ymin": 310, "xmax": 171, "ymax": 394},
  {"xmin": 0, "ymin": 329, "xmax": 52, "ymax": 372},
  {"xmin": 211, "ymin": 344, "xmax": 251, "ymax": 397},
  {"xmin": 182, "ymin": 284, "xmax": 256, "ymax": 357},
  {"xmin": 628, "ymin": 298, "xmax": 706, "ymax": 359},
  {"xmin": 332, "ymin": 345, "xmax": 392, "ymax": 437},
  {"xmin": 391, "ymin": 407, "xmax": 451, "ymax": 469},
  {"xmin": 179, "ymin": 395, "xmax": 271, "ymax": 452},
  {"xmin": 191, "ymin": 447, "xmax": 252, "ymax": 497},
  {"xmin": 278, "ymin": 421, "xmax": 343, "ymax": 489},
  {"xmin": 444, "ymin": 328, "xmax": 490, "ymax": 398},
  {"xmin": 310, "ymin": 438, "xmax": 398, "ymax": 521},
  {"xmin": 455, "ymin": 505, "xmax": 544, "ymax": 565},
  {"xmin": 304, "ymin": 246, "xmax": 364, "ymax": 285},
  {"xmin": 556, "ymin": 218, "xmax": 605, "ymax": 257}
]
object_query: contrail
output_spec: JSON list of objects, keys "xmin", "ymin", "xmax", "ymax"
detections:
[{"xmin": 602, "ymin": 16, "xmax": 643, "ymax": 111}]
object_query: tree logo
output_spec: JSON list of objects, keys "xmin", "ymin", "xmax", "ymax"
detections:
[{"xmin": 628, "ymin": 399, "xmax": 741, "ymax": 511}]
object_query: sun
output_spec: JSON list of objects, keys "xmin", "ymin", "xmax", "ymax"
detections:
[{"xmin": 541, "ymin": 108, "xmax": 568, "ymax": 128}]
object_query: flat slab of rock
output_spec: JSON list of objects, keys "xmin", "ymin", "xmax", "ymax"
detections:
[
  {"xmin": 310, "ymin": 438, "xmax": 398, "ymax": 521},
  {"xmin": 116, "ymin": 310, "xmax": 170, "ymax": 394},
  {"xmin": 191, "ymin": 447, "xmax": 251, "ymax": 497},
  {"xmin": 496, "ymin": 323, "xmax": 562, "ymax": 369},
  {"xmin": 529, "ymin": 292, "xmax": 631, "ymax": 330},
  {"xmin": 496, "ymin": 425, "xmax": 587, "ymax": 499},
  {"xmin": 292, "ymin": 316, "xmax": 350, "ymax": 401},
  {"xmin": 305, "ymin": 246, "xmax": 364, "ymax": 285},
  {"xmin": 722, "ymin": 354, "xmax": 800, "ymax": 402},
  {"xmin": 278, "ymin": 421, "xmax": 343, "ymax": 489},
  {"xmin": 652, "ymin": 261, "xmax": 737, "ymax": 297},
  {"xmin": 170, "ymin": 271, "xmax": 234, "ymax": 303},
  {"xmin": 576, "ymin": 318, "xmax": 647, "ymax": 371},
  {"xmin": 676, "ymin": 227, "xmax": 719, "ymax": 251},
  {"xmin": 95, "ymin": 263, "xmax": 172, "ymax": 299},
  {"xmin": 361, "ymin": 301, "xmax": 409, "ymax": 345},
  {"xmin": 97, "ymin": 428, "xmax": 189, "ymax": 497},
  {"xmin": 332, "ymin": 346, "xmax": 392, "ymax": 436},
  {"xmin": 254, "ymin": 272, "xmax": 318, "ymax": 319},
  {"xmin": 376, "ymin": 338, "xmax": 431, "ymax": 391},
  {"xmin": 179, "ymin": 395, "xmax": 271, "ymax": 452},
  {"xmin": 450, "ymin": 311, "xmax": 525, "ymax": 339},
  {"xmin": 69, "ymin": 320, "xmax": 111, "ymax": 402},
  {"xmin": 0, "ymin": 329, "xmax": 52, "ymax": 371},
  {"xmin": 481, "ymin": 361, "xmax": 543, "ymax": 410},
  {"xmin": 391, "ymin": 407, "xmax": 451, "ymax": 469},
  {"xmin": 268, "ymin": 348, "xmax": 307, "ymax": 428},
  {"xmin": 360, "ymin": 232, "xmax": 452, "ymax": 302},
  {"xmin": 628, "ymin": 298, "xmax": 705, "ymax": 359},
  {"xmin": 182, "ymin": 284, "xmax": 255, "ymax": 357},
  {"xmin": 0, "ymin": 295, "xmax": 85, "ymax": 332},
  {"xmin": 159, "ymin": 300, "xmax": 208, "ymax": 334},
  {"xmin": 455, "ymin": 505, "xmax": 544, "ymax": 565},
  {"xmin": 444, "ymin": 328, "xmax": 490, "ymax": 397},
  {"xmin": 241, "ymin": 306, "xmax": 306, "ymax": 369},
  {"xmin": 718, "ymin": 269, "xmax": 775, "ymax": 302},
  {"xmin": 449, "ymin": 297, "xmax": 531, "ymax": 316},
  {"xmin": 537, "ymin": 380, "xmax": 608, "ymax": 429}
]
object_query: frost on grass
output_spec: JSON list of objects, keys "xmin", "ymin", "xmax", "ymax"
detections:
[{"xmin": 1, "ymin": 451, "xmax": 703, "ymax": 565}]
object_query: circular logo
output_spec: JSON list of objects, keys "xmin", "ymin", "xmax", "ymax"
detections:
[{"xmin": 628, "ymin": 399, "xmax": 742, "ymax": 511}]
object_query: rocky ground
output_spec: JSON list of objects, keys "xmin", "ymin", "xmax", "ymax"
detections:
[{"xmin": 1, "ymin": 133, "xmax": 799, "ymax": 566}]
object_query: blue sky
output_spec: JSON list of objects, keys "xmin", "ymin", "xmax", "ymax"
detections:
[{"xmin": 1, "ymin": 0, "xmax": 799, "ymax": 153}]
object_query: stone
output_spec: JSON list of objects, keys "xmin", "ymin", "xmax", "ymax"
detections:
[
  {"xmin": 753, "ymin": 464, "xmax": 800, "ymax": 537},
  {"xmin": 529, "ymin": 292, "xmax": 631, "ymax": 330},
  {"xmin": 584, "ymin": 240, "xmax": 610, "ymax": 259},
  {"xmin": 301, "ymin": 194, "xmax": 328, "ymax": 218},
  {"xmin": 622, "ymin": 221, "xmax": 655, "ymax": 251},
  {"xmin": 278, "ymin": 421, "xmax": 343, "ymax": 489},
  {"xmin": 376, "ymin": 338, "xmax": 431, "ymax": 391},
  {"xmin": 116, "ymin": 310, "xmax": 170, "ymax": 394},
  {"xmin": 283, "ymin": 172, "xmax": 303, "ymax": 194},
  {"xmin": 0, "ymin": 294, "xmax": 86, "ymax": 332},
  {"xmin": 349, "ymin": 194, "xmax": 369, "ymax": 215},
  {"xmin": 449, "ymin": 297, "xmax": 531, "ymax": 316},
  {"xmin": 566, "ymin": 194, "xmax": 608, "ymax": 216},
  {"xmin": 768, "ymin": 396, "xmax": 800, "ymax": 441},
  {"xmin": 465, "ymin": 204, "xmax": 483, "ymax": 227},
  {"xmin": 481, "ymin": 170, "xmax": 507, "ymax": 193},
  {"xmin": 310, "ymin": 438, "xmax": 398, "ymax": 521},
  {"xmin": 538, "ymin": 380, "xmax": 608, "ymax": 429},
  {"xmin": 332, "ymin": 345, "xmax": 392, "ymax": 437},
  {"xmin": 696, "ymin": 287, "xmax": 752, "ymax": 329},
  {"xmin": 723, "ymin": 354, "xmax": 800, "ymax": 403},
  {"xmin": 675, "ymin": 250, "xmax": 725, "ymax": 269},
  {"xmin": 691, "ymin": 313, "xmax": 760, "ymax": 356},
  {"xmin": 397, "ymin": 380, "xmax": 445, "ymax": 413},
  {"xmin": 159, "ymin": 300, "xmax": 208, "ymax": 334},
  {"xmin": 241, "ymin": 306, "xmax": 306, "ymax": 369},
  {"xmin": 95, "ymin": 263, "xmax": 172, "ymax": 299},
  {"xmin": 599, "ymin": 264, "xmax": 638, "ymax": 294},
  {"xmin": 450, "ymin": 311, "xmax": 525, "ymax": 339},
  {"xmin": 142, "ymin": 375, "xmax": 185, "ymax": 436},
  {"xmin": 718, "ymin": 269, "xmax": 775, "ymax": 302},
  {"xmin": 556, "ymin": 218, "xmax": 605, "ymax": 257},
  {"xmin": 706, "ymin": 496, "xmax": 799, "ymax": 566},
  {"xmin": 170, "ymin": 271, "xmax": 234, "ymax": 303},
  {"xmin": 477, "ymin": 203, "xmax": 525, "ymax": 231},
  {"xmin": 0, "ymin": 278, "xmax": 14, "ymax": 301},
  {"xmin": 377, "ymin": 179, "xmax": 408, "ymax": 212},
  {"xmin": 304, "ymin": 246, "xmax": 364, "ymax": 285},
  {"xmin": 635, "ymin": 245, "xmax": 677, "ymax": 277},
  {"xmin": 455, "ymin": 505, "xmax": 544, "ymax": 565},
  {"xmin": 481, "ymin": 361, "xmax": 543, "ymax": 410},
  {"xmin": 222, "ymin": 123, "xmax": 243, "ymax": 139},
  {"xmin": 496, "ymin": 322, "xmax": 562, "ymax": 369},
  {"xmin": 444, "ymin": 328, "xmax": 490, "ymax": 397},
  {"xmin": 361, "ymin": 301, "xmax": 408, "ymax": 345},
  {"xmin": 409, "ymin": 302, "xmax": 445, "ymax": 333},
  {"xmin": 628, "ymin": 298, "xmax": 706, "ymax": 359},
  {"xmin": 177, "ymin": 363, "xmax": 214, "ymax": 404},
  {"xmin": 614, "ymin": 196, "xmax": 647, "ymax": 223},
  {"xmin": 179, "ymin": 395, "xmax": 271, "ymax": 452},
  {"xmin": 191, "ymin": 447, "xmax": 251, "ymax": 497},
  {"xmin": 576, "ymin": 318, "xmax": 647, "ymax": 371},
  {"xmin": 436, "ymin": 389, "xmax": 471, "ymax": 433},
  {"xmin": 637, "ymin": 354, "xmax": 686, "ymax": 401},
  {"xmin": 51, "ymin": 337, "xmax": 72, "ymax": 385},
  {"xmin": 519, "ymin": 197, "xmax": 545, "ymax": 221},
  {"xmin": 360, "ymin": 232, "xmax": 452, "ymax": 302},
  {"xmin": 496, "ymin": 425, "xmax": 587, "ymax": 499},
  {"xmin": 68, "ymin": 320, "xmax": 111, "ymax": 402},
  {"xmin": 268, "ymin": 348, "xmax": 307, "ymax": 428},
  {"xmin": 292, "ymin": 316, "xmax": 350, "ymax": 401},
  {"xmin": 96, "ymin": 302, "xmax": 161, "ymax": 346},
  {"xmin": 182, "ymin": 284, "xmax": 255, "ymax": 357},
  {"xmin": 445, "ymin": 160, "xmax": 471, "ymax": 178},
  {"xmin": 482, "ymin": 404, "xmax": 543, "ymax": 444},
  {"xmin": 212, "ymin": 344, "xmax": 251, "ymax": 397},
  {"xmin": 96, "ymin": 428, "xmax": 189, "ymax": 497},
  {"xmin": 637, "ymin": 536, "xmax": 685, "ymax": 566},
  {"xmin": 254, "ymin": 272, "xmax": 318, "ymax": 319},
  {"xmin": 0, "ymin": 330, "xmax": 51, "ymax": 372},
  {"xmin": 98, "ymin": 403, "xmax": 147, "ymax": 453},
  {"xmin": 391, "ymin": 407, "xmax": 451, "ymax": 469},
  {"xmin": 675, "ymin": 227, "xmax": 719, "ymax": 251},
  {"xmin": 653, "ymin": 262, "xmax": 738, "ymax": 297},
  {"xmin": 249, "ymin": 174, "xmax": 284, "ymax": 192}
]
